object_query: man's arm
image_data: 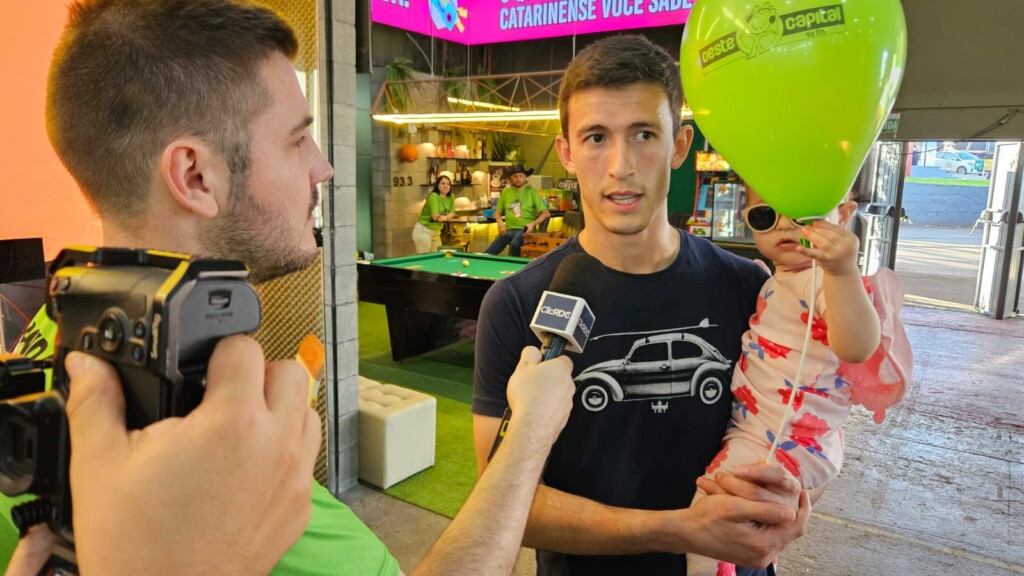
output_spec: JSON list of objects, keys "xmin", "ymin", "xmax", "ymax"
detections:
[
  {"xmin": 472, "ymin": 420, "xmax": 808, "ymax": 569},
  {"xmin": 525, "ymin": 208, "xmax": 551, "ymax": 234},
  {"xmin": 523, "ymin": 189, "xmax": 551, "ymax": 234},
  {"xmin": 4, "ymin": 526, "xmax": 55, "ymax": 576},
  {"xmin": 413, "ymin": 348, "xmax": 574, "ymax": 576},
  {"xmin": 494, "ymin": 210, "xmax": 506, "ymax": 235}
]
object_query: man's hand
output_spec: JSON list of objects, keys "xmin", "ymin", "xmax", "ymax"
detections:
[
  {"xmin": 683, "ymin": 463, "xmax": 809, "ymax": 567},
  {"xmin": 503, "ymin": 347, "xmax": 574, "ymax": 448},
  {"xmin": 696, "ymin": 463, "xmax": 801, "ymax": 512},
  {"xmin": 4, "ymin": 525, "xmax": 56, "ymax": 576},
  {"xmin": 674, "ymin": 488, "xmax": 809, "ymax": 568},
  {"xmin": 525, "ymin": 222, "xmax": 535, "ymax": 234},
  {"xmin": 67, "ymin": 335, "xmax": 321, "ymax": 576}
]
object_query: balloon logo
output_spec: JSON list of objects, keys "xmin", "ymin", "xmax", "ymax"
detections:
[
  {"xmin": 737, "ymin": 4, "xmax": 782, "ymax": 57},
  {"xmin": 680, "ymin": 0, "xmax": 907, "ymax": 220}
]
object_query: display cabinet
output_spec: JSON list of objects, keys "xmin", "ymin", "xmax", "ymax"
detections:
[{"xmin": 688, "ymin": 150, "xmax": 753, "ymax": 245}]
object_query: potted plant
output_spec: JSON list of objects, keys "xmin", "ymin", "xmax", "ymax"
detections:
[
  {"xmin": 385, "ymin": 58, "xmax": 416, "ymax": 113},
  {"xmin": 490, "ymin": 132, "xmax": 522, "ymax": 162}
]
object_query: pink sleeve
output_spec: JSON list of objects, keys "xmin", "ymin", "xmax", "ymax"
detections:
[{"xmin": 836, "ymin": 268, "xmax": 912, "ymax": 424}]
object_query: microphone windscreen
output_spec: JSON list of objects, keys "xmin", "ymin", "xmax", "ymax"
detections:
[{"xmin": 547, "ymin": 252, "xmax": 605, "ymax": 304}]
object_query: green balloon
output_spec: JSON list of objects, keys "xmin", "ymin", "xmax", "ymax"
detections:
[{"xmin": 680, "ymin": 0, "xmax": 907, "ymax": 219}]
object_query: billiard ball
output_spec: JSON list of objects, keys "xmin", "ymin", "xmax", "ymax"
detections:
[
  {"xmin": 462, "ymin": 259, "xmax": 469, "ymax": 267},
  {"xmin": 443, "ymin": 250, "xmax": 453, "ymax": 258}
]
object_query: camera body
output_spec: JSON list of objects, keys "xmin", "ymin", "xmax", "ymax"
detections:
[{"xmin": 0, "ymin": 247, "xmax": 261, "ymax": 555}]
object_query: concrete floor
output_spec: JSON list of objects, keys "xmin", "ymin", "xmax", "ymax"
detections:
[{"xmin": 341, "ymin": 303, "xmax": 1024, "ymax": 575}]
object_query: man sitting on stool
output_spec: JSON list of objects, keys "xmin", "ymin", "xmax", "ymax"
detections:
[{"xmin": 485, "ymin": 163, "xmax": 550, "ymax": 257}]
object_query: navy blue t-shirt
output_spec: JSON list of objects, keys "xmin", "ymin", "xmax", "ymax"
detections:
[{"xmin": 472, "ymin": 231, "xmax": 771, "ymax": 576}]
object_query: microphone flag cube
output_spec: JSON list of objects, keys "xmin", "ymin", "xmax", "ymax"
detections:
[{"xmin": 529, "ymin": 291, "xmax": 595, "ymax": 353}]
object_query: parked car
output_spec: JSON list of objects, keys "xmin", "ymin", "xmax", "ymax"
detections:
[
  {"xmin": 936, "ymin": 150, "xmax": 986, "ymax": 175},
  {"xmin": 961, "ymin": 143, "xmax": 995, "ymax": 175},
  {"xmin": 574, "ymin": 332, "xmax": 730, "ymax": 412}
]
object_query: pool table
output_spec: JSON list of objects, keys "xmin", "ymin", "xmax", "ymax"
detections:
[{"xmin": 357, "ymin": 252, "xmax": 531, "ymax": 361}]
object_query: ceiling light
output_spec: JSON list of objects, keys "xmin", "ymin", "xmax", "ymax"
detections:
[
  {"xmin": 446, "ymin": 97, "xmax": 521, "ymax": 112},
  {"xmin": 372, "ymin": 107, "xmax": 691, "ymax": 125},
  {"xmin": 372, "ymin": 110, "xmax": 560, "ymax": 125}
]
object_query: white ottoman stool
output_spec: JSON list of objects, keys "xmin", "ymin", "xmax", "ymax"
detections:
[
  {"xmin": 357, "ymin": 383, "xmax": 436, "ymax": 489},
  {"xmin": 358, "ymin": 375, "xmax": 382, "ymax": 391}
]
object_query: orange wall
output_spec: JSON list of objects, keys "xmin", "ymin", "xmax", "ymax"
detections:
[{"xmin": 0, "ymin": 2, "xmax": 102, "ymax": 260}]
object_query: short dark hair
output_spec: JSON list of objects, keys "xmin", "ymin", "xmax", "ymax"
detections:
[
  {"xmin": 558, "ymin": 35, "xmax": 683, "ymax": 137},
  {"xmin": 47, "ymin": 0, "xmax": 298, "ymax": 227}
]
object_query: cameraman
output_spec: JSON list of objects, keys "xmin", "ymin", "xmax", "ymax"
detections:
[
  {"xmin": 7, "ymin": 337, "xmax": 322, "ymax": 575},
  {"xmin": 3, "ymin": 0, "xmax": 578, "ymax": 574},
  {"xmin": 7, "ymin": 344, "xmax": 573, "ymax": 576}
]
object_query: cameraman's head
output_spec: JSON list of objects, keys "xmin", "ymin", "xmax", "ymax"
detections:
[{"xmin": 47, "ymin": 0, "xmax": 333, "ymax": 283}]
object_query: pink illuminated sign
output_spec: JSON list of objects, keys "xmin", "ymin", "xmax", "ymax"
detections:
[{"xmin": 372, "ymin": 0, "xmax": 693, "ymax": 45}]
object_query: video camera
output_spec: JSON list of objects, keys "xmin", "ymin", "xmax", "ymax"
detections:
[{"xmin": 0, "ymin": 247, "xmax": 261, "ymax": 572}]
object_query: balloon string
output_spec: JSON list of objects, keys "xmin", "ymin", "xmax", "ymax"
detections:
[{"xmin": 765, "ymin": 257, "xmax": 817, "ymax": 464}]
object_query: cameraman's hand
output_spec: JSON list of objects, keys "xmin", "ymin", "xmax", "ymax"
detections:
[{"xmin": 66, "ymin": 335, "xmax": 321, "ymax": 576}]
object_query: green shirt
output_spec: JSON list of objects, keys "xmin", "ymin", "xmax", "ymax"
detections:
[
  {"xmin": 495, "ymin": 184, "xmax": 547, "ymax": 230},
  {"xmin": 0, "ymin": 310, "xmax": 400, "ymax": 576},
  {"xmin": 417, "ymin": 192, "xmax": 454, "ymax": 230},
  {"xmin": 274, "ymin": 483, "xmax": 400, "ymax": 575}
]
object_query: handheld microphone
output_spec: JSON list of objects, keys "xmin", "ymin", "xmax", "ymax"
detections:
[{"xmin": 487, "ymin": 252, "xmax": 605, "ymax": 461}]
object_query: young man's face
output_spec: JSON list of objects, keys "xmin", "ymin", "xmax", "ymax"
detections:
[
  {"xmin": 555, "ymin": 83, "xmax": 690, "ymax": 238},
  {"xmin": 202, "ymin": 52, "xmax": 333, "ymax": 283}
]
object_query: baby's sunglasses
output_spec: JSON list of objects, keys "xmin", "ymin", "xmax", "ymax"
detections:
[{"xmin": 742, "ymin": 205, "xmax": 808, "ymax": 233}]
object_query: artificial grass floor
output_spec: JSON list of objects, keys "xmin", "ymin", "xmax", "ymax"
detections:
[{"xmin": 357, "ymin": 302, "xmax": 478, "ymax": 518}]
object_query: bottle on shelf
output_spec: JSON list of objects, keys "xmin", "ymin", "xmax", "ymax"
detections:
[
  {"xmin": 475, "ymin": 137, "xmax": 483, "ymax": 160},
  {"xmin": 463, "ymin": 164, "xmax": 471, "ymax": 185},
  {"xmin": 454, "ymin": 164, "xmax": 462, "ymax": 185},
  {"xmin": 446, "ymin": 138, "xmax": 454, "ymax": 158},
  {"xmin": 429, "ymin": 163, "xmax": 437, "ymax": 186}
]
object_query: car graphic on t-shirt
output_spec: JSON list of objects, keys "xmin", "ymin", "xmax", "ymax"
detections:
[{"xmin": 574, "ymin": 332, "xmax": 731, "ymax": 412}]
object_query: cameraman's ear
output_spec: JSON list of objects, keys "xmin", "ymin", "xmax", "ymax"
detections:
[{"xmin": 160, "ymin": 137, "xmax": 231, "ymax": 219}]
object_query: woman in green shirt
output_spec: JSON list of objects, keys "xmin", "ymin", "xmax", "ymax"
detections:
[{"xmin": 413, "ymin": 174, "xmax": 455, "ymax": 253}]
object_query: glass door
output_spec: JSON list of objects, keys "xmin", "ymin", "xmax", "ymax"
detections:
[
  {"xmin": 975, "ymin": 142, "xmax": 1024, "ymax": 318},
  {"xmin": 861, "ymin": 141, "xmax": 906, "ymax": 275}
]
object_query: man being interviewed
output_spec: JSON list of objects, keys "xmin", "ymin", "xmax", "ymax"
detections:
[
  {"xmin": 472, "ymin": 35, "xmax": 810, "ymax": 576},
  {"xmin": 485, "ymin": 162, "xmax": 551, "ymax": 257},
  {"xmin": 2, "ymin": 1, "xmax": 582, "ymax": 575}
]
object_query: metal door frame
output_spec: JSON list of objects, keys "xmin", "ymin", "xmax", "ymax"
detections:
[
  {"xmin": 861, "ymin": 141, "xmax": 906, "ymax": 275},
  {"xmin": 976, "ymin": 142, "xmax": 1024, "ymax": 318}
]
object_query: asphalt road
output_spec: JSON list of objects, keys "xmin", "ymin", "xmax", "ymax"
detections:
[{"xmin": 894, "ymin": 224, "xmax": 983, "ymax": 308}]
